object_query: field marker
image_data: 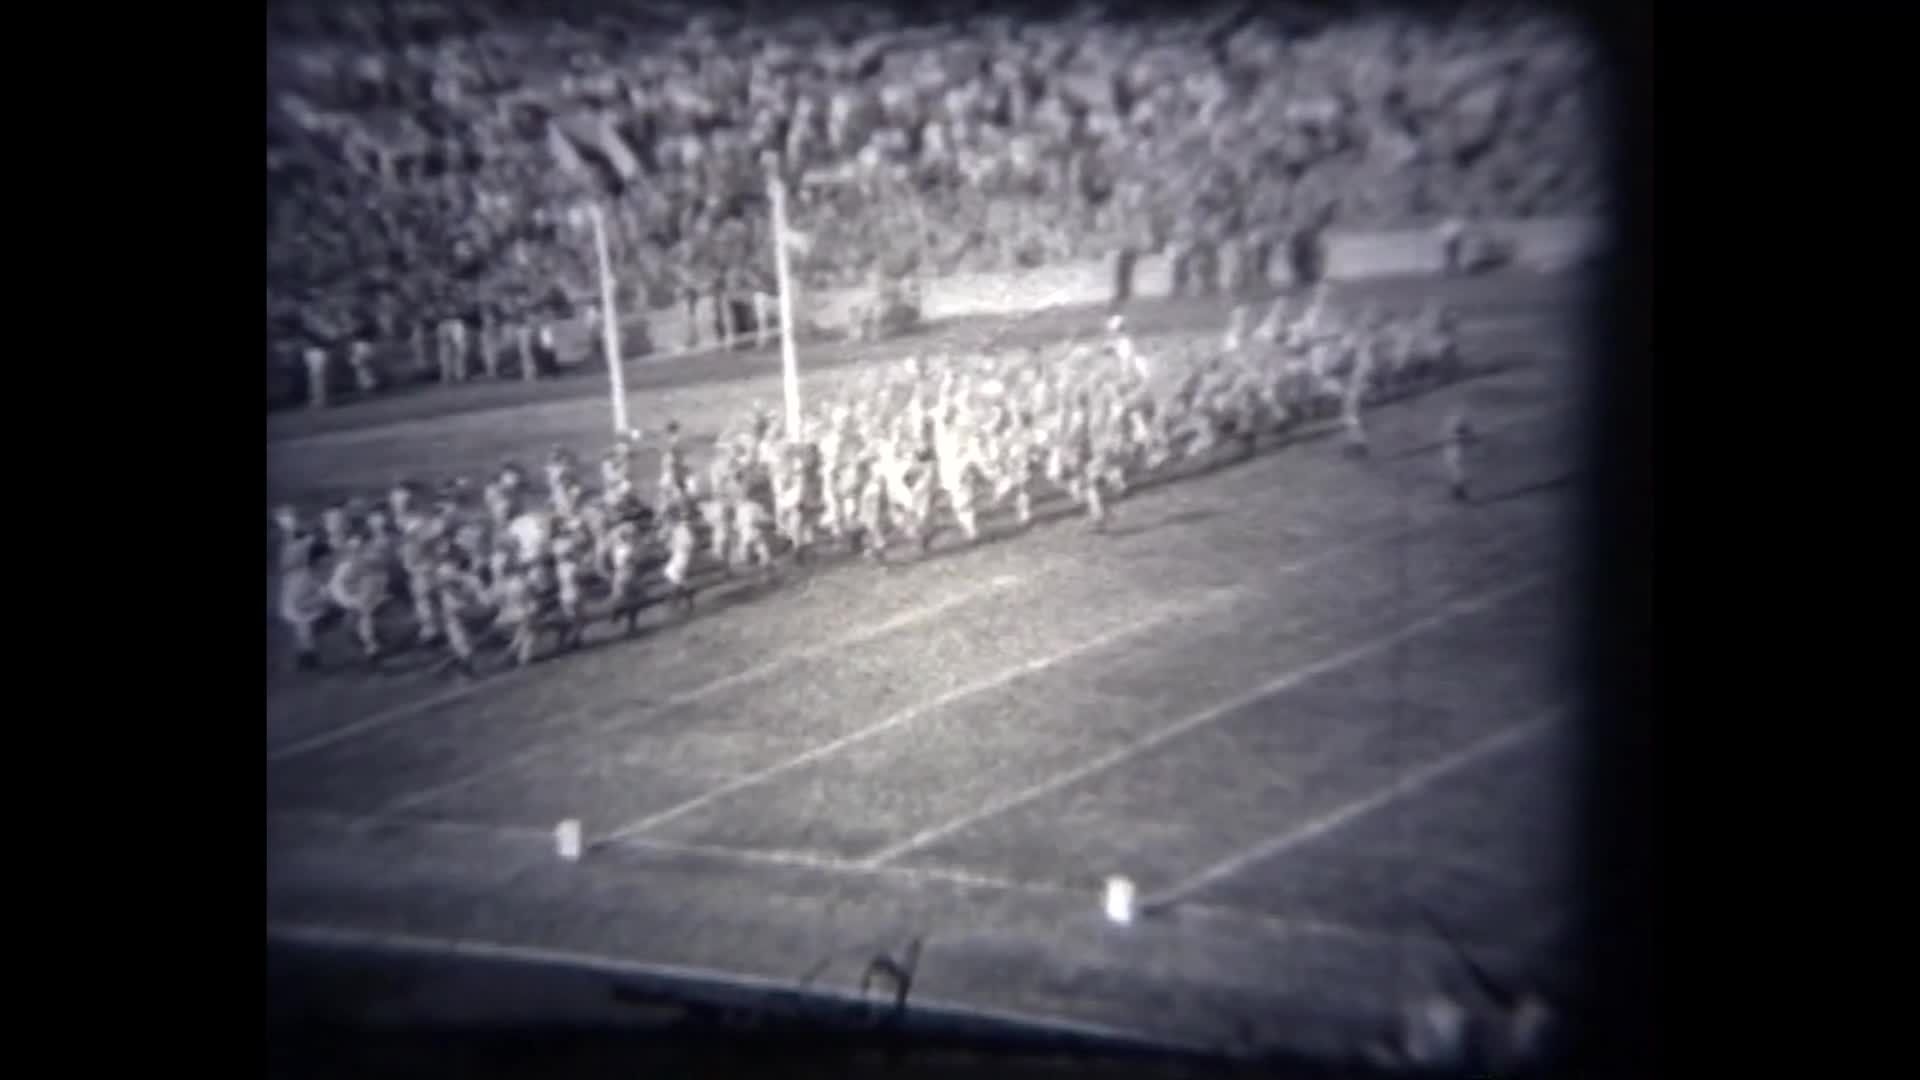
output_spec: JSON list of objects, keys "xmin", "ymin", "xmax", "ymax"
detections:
[
  {"xmin": 1140, "ymin": 708, "xmax": 1562, "ymax": 911},
  {"xmin": 555, "ymin": 819, "xmax": 584, "ymax": 861},
  {"xmin": 269, "ymin": 573, "xmax": 1023, "ymax": 766},
  {"xmin": 860, "ymin": 573, "xmax": 1547, "ymax": 867}
]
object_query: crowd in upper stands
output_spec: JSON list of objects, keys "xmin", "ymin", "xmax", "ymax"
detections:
[{"xmin": 265, "ymin": 0, "xmax": 1603, "ymax": 401}]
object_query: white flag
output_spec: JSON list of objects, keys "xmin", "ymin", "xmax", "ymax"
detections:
[{"xmin": 782, "ymin": 224, "xmax": 814, "ymax": 257}]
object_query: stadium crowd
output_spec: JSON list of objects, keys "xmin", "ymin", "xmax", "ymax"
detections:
[
  {"xmin": 271, "ymin": 287, "xmax": 1475, "ymax": 675},
  {"xmin": 266, "ymin": 1, "xmax": 1601, "ymax": 405}
]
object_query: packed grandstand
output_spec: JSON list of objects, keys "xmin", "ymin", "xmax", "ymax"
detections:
[{"xmin": 265, "ymin": 0, "xmax": 1604, "ymax": 406}]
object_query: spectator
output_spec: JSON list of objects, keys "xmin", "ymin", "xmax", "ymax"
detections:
[
  {"xmin": 267, "ymin": 2, "xmax": 1603, "ymax": 397},
  {"xmin": 439, "ymin": 317, "xmax": 468, "ymax": 383},
  {"xmin": 349, "ymin": 340, "xmax": 380, "ymax": 393},
  {"xmin": 303, "ymin": 347, "xmax": 331, "ymax": 410}
]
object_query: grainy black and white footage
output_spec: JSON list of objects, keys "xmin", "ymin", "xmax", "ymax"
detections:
[{"xmin": 267, "ymin": 1, "xmax": 1605, "ymax": 1070}]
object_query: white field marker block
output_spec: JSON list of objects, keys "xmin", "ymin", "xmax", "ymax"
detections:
[
  {"xmin": 1103, "ymin": 876, "xmax": 1136, "ymax": 925},
  {"xmin": 555, "ymin": 819, "xmax": 583, "ymax": 861}
]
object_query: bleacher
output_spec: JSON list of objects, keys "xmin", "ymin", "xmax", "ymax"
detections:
[{"xmin": 265, "ymin": 0, "xmax": 1605, "ymax": 408}]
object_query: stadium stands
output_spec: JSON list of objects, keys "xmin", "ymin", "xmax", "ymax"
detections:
[{"xmin": 265, "ymin": 0, "xmax": 1604, "ymax": 406}]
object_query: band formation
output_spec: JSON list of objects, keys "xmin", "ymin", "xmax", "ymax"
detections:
[{"xmin": 272, "ymin": 286, "xmax": 1477, "ymax": 677}]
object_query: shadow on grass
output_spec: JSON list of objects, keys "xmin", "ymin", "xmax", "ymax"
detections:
[
  {"xmin": 1099, "ymin": 507, "xmax": 1223, "ymax": 541},
  {"xmin": 1473, "ymin": 473, "xmax": 1579, "ymax": 506}
]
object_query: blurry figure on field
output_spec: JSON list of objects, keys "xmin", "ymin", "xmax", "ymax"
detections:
[
  {"xmin": 1341, "ymin": 339, "xmax": 1375, "ymax": 458},
  {"xmin": 537, "ymin": 324, "xmax": 559, "ymax": 373},
  {"xmin": 1222, "ymin": 305, "xmax": 1250, "ymax": 354},
  {"xmin": 661, "ymin": 504, "xmax": 699, "ymax": 613},
  {"xmin": 552, "ymin": 535, "xmax": 589, "ymax": 652},
  {"xmin": 432, "ymin": 555, "xmax": 491, "ymax": 679},
  {"xmin": 703, "ymin": 456, "xmax": 736, "ymax": 573},
  {"xmin": 732, "ymin": 486, "xmax": 775, "ymax": 577},
  {"xmin": 349, "ymin": 340, "xmax": 379, "ymax": 394},
  {"xmin": 439, "ymin": 318, "xmax": 469, "ymax": 384},
  {"xmin": 605, "ymin": 520, "xmax": 649, "ymax": 634},
  {"xmin": 326, "ymin": 536, "xmax": 387, "ymax": 664},
  {"xmin": 278, "ymin": 551, "xmax": 332, "ymax": 671},
  {"xmin": 274, "ymin": 505, "xmax": 329, "ymax": 670},
  {"xmin": 517, "ymin": 325, "xmax": 539, "ymax": 382},
  {"xmin": 478, "ymin": 313, "xmax": 502, "ymax": 379},
  {"xmin": 320, "ymin": 504, "xmax": 353, "ymax": 554},
  {"xmin": 271, "ymin": 504, "xmax": 312, "ymax": 567},
  {"xmin": 411, "ymin": 323, "xmax": 433, "ymax": 381},
  {"xmin": 658, "ymin": 420, "xmax": 692, "ymax": 511},
  {"xmin": 545, "ymin": 447, "xmax": 580, "ymax": 513},
  {"xmin": 1444, "ymin": 410, "xmax": 1476, "ymax": 501},
  {"xmin": 303, "ymin": 347, "xmax": 330, "ymax": 409},
  {"xmin": 754, "ymin": 290, "xmax": 774, "ymax": 349},
  {"xmin": 492, "ymin": 564, "xmax": 540, "ymax": 667}
]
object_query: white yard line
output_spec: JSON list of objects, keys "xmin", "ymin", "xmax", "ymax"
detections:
[
  {"xmin": 269, "ymin": 573, "xmax": 1023, "ymax": 766},
  {"xmin": 269, "ymin": 811, "xmax": 1538, "ymax": 959},
  {"xmin": 613, "ymin": 834, "xmax": 1088, "ymax": 900},
  {"xmin": 1140, "ymin": 709, "xmax": 1562, "ymax": 911},
  {"xmin": 602, "ymin": 836, "xmax": 1500, "ymax": 954},
  {"xmin": 371, "ymin": 576, "xmax": 1025, "ymax": 812},
  {"xmin": 271, "ymin": 809, "xmax": 557, "ymax": 842},
  {"xmin": 591, "ymin": 515, "xmax": 1478, "ymax": 847},
  {"xmin": 265, "ymin": 923, "xmax": 1204, "ymax": 1052},
  {"xmin": 593, "ymin": 595, "xmax": 1235, "ymax": 848},
  {"xmin": 860, "ymin": 574, "xmax": 1547, "ymax": 868}
]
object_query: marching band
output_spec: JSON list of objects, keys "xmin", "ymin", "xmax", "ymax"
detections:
[{"xmin": 272, "ymin": 293, "xmax": 1467, "ymax": 676}]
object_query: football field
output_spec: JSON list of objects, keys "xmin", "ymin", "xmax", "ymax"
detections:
[{"xmin": 266, "ymin": 272, "xmax": 1590, "ymax": 1060}]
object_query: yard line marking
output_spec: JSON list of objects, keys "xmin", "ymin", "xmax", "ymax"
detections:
[
  {"xmin": 374, "ymin": 508, "xmax": 1437, "ymax": 815},
  {"xmin": 601, "ymin": 837, "xmax": 1527, "ymax": 954},
  {"xmin": 608, "ymin": 834, "xmax": 1092, "ymax": 900},
  {"xmin": 373, "ymin": 577, "xmax": 1025, "ymax": 812},
  {"xmin": 267, "ymin": 812, "xmax": 1540, "ymax": 959},
  {"xmin": 591, "ymin": 517, "xmax": 1539, "ymax": 846},
  {"xmin": 270, "ymin": 809, "xmax": 556, "ymax": 842},
  {"xmin": 269, "ymin": 808, "xmax": 1517, "ymax": 954},
  {"xmin": 861, "ymin": 573, "xmax": 1548, "ymax": 867},
  {"xmin": 594, "ymin": 596, "xmax": 1233, "ymax": 847},
  {"xmin": 265, "ymin": 924, "xmax": 1206, "ymax": 1055},
  {"xmin": 269, "ymin": 573, "xmax": 1023, "ymax": 766},
  {"xmin": 272, "ymin": 808, "xmax": 1071, "ymax": 901},
  {"xmin": 1141, "ymin": 708, "xmax": 1562, "ymax": 911}
]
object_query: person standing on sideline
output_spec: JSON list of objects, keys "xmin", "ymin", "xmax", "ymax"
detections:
[
  {"xmin": 349, "ymin": 340, "xmax": 379, "ymax": 394},
  {"xmin": 303, "ymin": 346, "xmax": 330, "ymax": 409},
  {"xmin": 1443, "ymin": 410, "xmax": 1476, "ymax": 501}
]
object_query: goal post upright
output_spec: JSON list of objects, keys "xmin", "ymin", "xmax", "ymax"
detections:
[
  {"xmin": 768, "ymin": 171, "xmax": 804, "ymax": 442},
  {"xmin": 763, "ymin": 162, "xmax": 915, "ymax": 441},
  {"xmin": 581, "ymin": 202, "xmax": 630, "ymax": 438}
]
